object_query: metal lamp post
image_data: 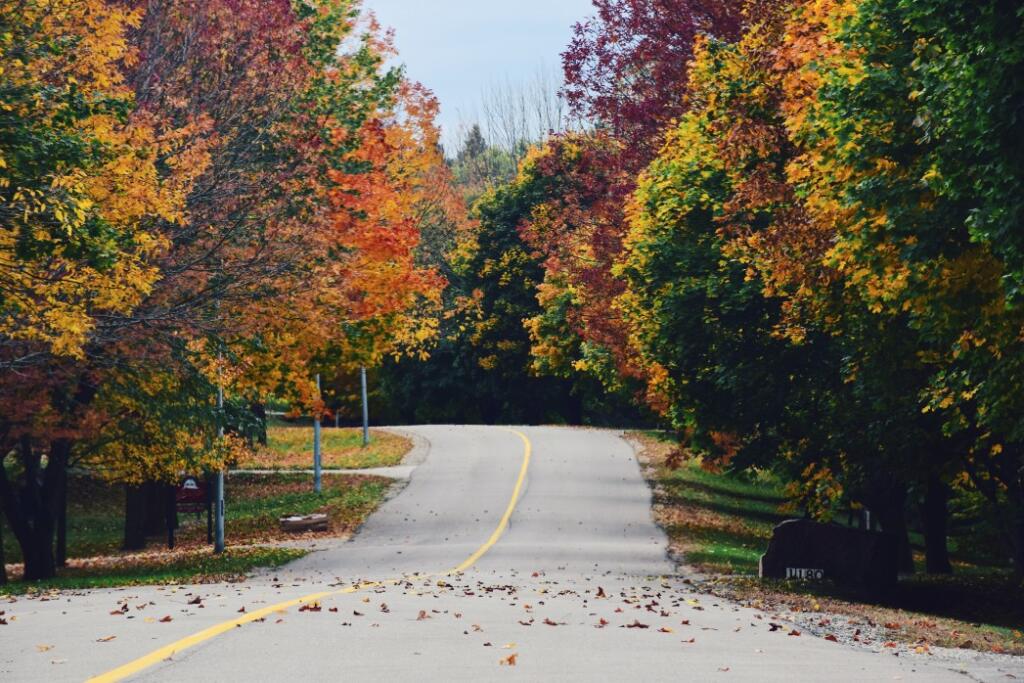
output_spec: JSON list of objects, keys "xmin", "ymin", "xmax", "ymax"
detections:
[
  {"xmin": 313, "ymin": 374, "xmax": 322, "ymax": 494},
  {"xmin": 214, "ymin": 382, "xmax": 225, "ymax": 554},
  {"xmin": 360, "ymin": 366, "xmax": 370, "ymax": 447}
]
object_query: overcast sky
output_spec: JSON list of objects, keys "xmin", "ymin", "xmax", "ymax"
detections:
[{"xmin": 361, "ymin": 0, "xmax": 595, "ymax": 149}]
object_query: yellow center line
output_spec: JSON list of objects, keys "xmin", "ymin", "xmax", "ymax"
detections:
[{"xmin": 87, "ymin": 427, "xmax": 532, "ymax": 683}]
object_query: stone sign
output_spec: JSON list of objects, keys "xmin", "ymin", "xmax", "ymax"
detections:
[{"xmin": 759, "ymin": 519, "xmax": 899, "ymax": 596}]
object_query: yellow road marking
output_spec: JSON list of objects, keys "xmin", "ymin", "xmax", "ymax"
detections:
[
  {"xmin": 451, "ymin": 428, "xmax": 531, "ymax": 573},
  {"xmin": 87, "ymin": 428, "xmax": 532, "ymax": 683}
]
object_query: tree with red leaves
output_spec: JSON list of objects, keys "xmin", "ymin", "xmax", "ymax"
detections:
[
  {"xmin": 561, "ymin": 0, "xmax": 745, "ymax": 166},
  {"xmin": 514, "ymin": 0, "xmax": 749, "ymax": 407}
]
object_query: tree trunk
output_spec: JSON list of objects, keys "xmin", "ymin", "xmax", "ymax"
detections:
[
  {"xmin": 165, "ymin": 484, "xmax": 178, "ymax": 549},
  {"xmin": 21, "ymin": 519, "xmax": 56, "ymax": 581},
  {"xmin": 123, "ymin": 484, "xmax": 148, "ymax": 551},
  {"xmin": 1011, "ymin": 483, "xmax": 1024, "ymax": 582},
  {"xmin": 0, "ymin": 438, "xmax": 70, "ymax": 582},
  {"xmin": 922, "ymin": 475, "xmax": 952, "ymax": 574},
  {"xmin": 872, "ymin": 486, "xmax": 915, "ymax": 574},
  {"xmin": 55, "ymin": 467, "xmax": 68, "ymax": 568},
  {"xmin": 0, "ymin": 519, "xmax": 7, "ymax": 585},
  {"xmin": 251, "ymin": 403, "xmax": 267, "ymax": 446},
  {"xmin": 142, "ymin": 481, "xmax": 167, "ymax": 536},
  {"xmin": 1014, "ymin": 514, "xmax": 1024, "ymax": 582}
]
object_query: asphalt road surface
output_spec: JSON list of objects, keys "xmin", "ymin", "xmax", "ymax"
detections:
[{"xmin": 3, "ymin": 426, "xmax": 1022, "ymax": 682}]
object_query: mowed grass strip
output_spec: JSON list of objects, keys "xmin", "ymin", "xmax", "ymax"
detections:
[
  {"xmin": 0, "ymin": 547, "xmax": 306, "ymax": 595},
  {"xmin": 629, "ymin": 430, "xmax": 787, "ymax": 574},
  {"xmin": 234, "ymin": 425, "xmax": 411, "ymax": 470},
  {"xmin": 629, "ymin": 430, "xmax": 1024, "ymax": 656},
  {"xmin": 1, "ymin": 472, "xmax": 392, "ymax": 593}
]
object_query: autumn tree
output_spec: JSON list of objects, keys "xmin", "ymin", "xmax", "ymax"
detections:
[
  {"xmin": 0, "ymin": 0, "xmax": 206, "ymax": 578},
  {"xmin": 562, "ymin": 0, "xmax": 745, "ymax": 165},
  {"xmin": 0, "ymin": 1, "xmax": 192, "ymax": 364},
  {"xmin": 776, "ymin": 0, "xmax": 1024, "ymax": 573},
  {"xmin": 0, "ymin": 0, "xmax": 454, "ymax": 577}
]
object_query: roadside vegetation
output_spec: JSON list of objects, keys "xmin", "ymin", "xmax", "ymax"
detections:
[
  {"xmin": 631, "ymin": 432, "xmax": 1024, "ymax": 656},
  {"xmin": 232, "ymin": 421, "xmax": 412, "ymax": 471},
  {"xmin": 0, "ymin": 547, "xmax": 306, "ymax": 596},
  {"xmin": 1, "ymin": 472, "xmax": 391, "ymax": 594}
]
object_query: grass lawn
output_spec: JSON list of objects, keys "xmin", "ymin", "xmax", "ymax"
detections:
[
  {"xmin": 629, "ymin": 430, "xmax": 1024, "ymax": 655},
  {"xmin": 233, "ymin": 423, "xmax": 412, "ymax": 470},
  {"xmin": 1, "ymin": 472, "xmax": 391, "ymax": 594},
  {"xmin": 0, "ymin": 547, "xmax": 306, "ymax": 595}
]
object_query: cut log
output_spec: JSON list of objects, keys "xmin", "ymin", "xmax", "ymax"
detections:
[{"xmin": 279, "ymin": 514, "xmax": 329, "ymax": 533}]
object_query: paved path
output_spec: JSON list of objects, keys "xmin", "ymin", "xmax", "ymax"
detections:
[{"xmin": 2, "ymin": 426, "xmax": 1021, "ymax": 682}]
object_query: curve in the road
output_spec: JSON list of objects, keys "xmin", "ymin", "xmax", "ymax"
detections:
[{"xmin": 86, "ymin": 427, "xmax": 532, "ymax": 683}]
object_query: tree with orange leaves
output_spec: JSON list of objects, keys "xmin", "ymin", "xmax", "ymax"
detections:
[{"xmin": 0, "ymin": 0, "xmax": 460, "ymax": 578}]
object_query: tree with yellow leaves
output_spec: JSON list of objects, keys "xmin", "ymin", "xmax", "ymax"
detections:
[{"xmin": 0, "ymin": 0, "xmax": 198, "ymax": 362}]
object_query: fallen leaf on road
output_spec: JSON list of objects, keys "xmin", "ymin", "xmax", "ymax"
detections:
[
  {"xmin": 188, "ymin": 596, "xmax": 202, "ymax": 606},
  {"xmin": 788, "ymin": 629, "xmax": 800, "ymax": 637},
  {"xmin": 659, "ymin": 627, "xmax": 674, "ymax": 633},
  {"xmin": 518, "ymin": 619, "xmax": 533, "ymax": 626},
  {"xmin": 483, "ymin": 642, "xmax": 492, "ymax": 647},
  {"xmin": 237, "ymin": 606, "xmax": 246, "ymax": 613},
  {"xmin": 825, "ymin": 634, "xmax": 839, "ymax": 642},
  {"xmin": 719, "ymin": 667, "xmax": 730, "ymax": 672},
  {"xmin": 159, "ymin": 616, "xmax": 173, "ymax": 623},
  {"xmin": 543, "ymin": 618, "xmax": 562, "ymax": 626},
  {"xmin": 299, "ymin": 603, "xmax": 321, "ymax": 613},
  {"xmin": 144, "ymin": 617, "xmax": 156, "ymax": 623},
  {"xmin": 329, "ymin": 607, "xmax": 338, "ymax": 613},
  {"xmin": 914, "ymin": 645, "xmax": 930, "ymax": 654},
  {"xmin": 36, "ymin": 644, "xmax": 53, "ymax": 652},
  {"xmin": 503, "ymin": 643, "xmax": 516, "ymax": 649},
  {"xmin": 768, "ymin": 623, "xmax": 783, "ymax": 632},
  {"xmin": 499, "ymin": 653, "xmax": 518, "ymax": 666},
  {"xmin": 596, "ymin": 618, "xmax": 609, "ymax": 628},
  {"xmin": 472, "ymin": 624, "xmax": 483, "ymax": 632},
  {"xmin": 596, "ymin": 587, "xmax": 607, "ymax": 598},
  {"xmin": 417, "ymin": 610, "xmax": 431, "ymax": 621},
  {"xmin": 379, "ymin": 603, "xmax": 389, "ymax": 613},
  {"xmin": 681, "ymin": 619, "xmax": 690, "ymax": 626},
  {"xmin": 625, "ymin": 620, "xmax": 649, "ymax": 629},
  {"xmin": 683, "ymin": 638, "xmax": 695, "ymax": 644},
  {"xmin": 883, "ymin": 641, "xmax": 898, "ymax": 648},
  {"xmin": 353, "ymin": 611, "xmax": 364, "ymax": 617},
  {"xmin": 97, "ymin": 636, "xmax": 116, "ymax": 642}
]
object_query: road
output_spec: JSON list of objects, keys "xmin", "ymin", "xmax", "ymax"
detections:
[{"xmin": 2, "ymin": 426, "xmax": 1021, "ymax": 681}]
